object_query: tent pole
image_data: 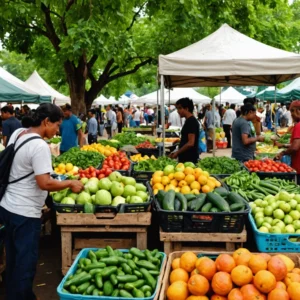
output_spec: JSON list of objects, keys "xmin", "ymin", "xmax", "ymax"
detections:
[
  {"xmin": 156, "ymin": 89, "xmax": 159, "ymax": 128},
  {"xmin": 161, "ymin": 75, "xmax": 165, "ymax": 156},
  {"xmin": 212, "ymin": 92, "xmax": 217, "ymax": 158}
]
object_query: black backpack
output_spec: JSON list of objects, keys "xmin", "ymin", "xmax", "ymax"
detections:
[{"xmin": 0, "ymin": 136, "xmax": 41, "ymax": 201}]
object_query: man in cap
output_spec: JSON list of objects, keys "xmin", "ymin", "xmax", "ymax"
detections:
[{"xmin": 60, "ymin": 104, "xmax": 83, "ymax": 153}]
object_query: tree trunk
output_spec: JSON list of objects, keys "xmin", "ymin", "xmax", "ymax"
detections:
[{"xmin": 85, "ymin": 82, "xmax": 106, "ymax": 110}]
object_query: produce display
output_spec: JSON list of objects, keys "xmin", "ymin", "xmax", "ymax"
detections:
[
  {"xmin": 81, "ymin": 143, "xmax": 118, "ymax": 157},
  {"xmin": 98, "ymin": 139, "xmax": 122, "ymax": 149},
  {"xmin": 61, "ymin": 246, "xmax": 165, "ymax": 297},
  {"xmin": 256, "ymin": 142, "xmax": 281, "ymax": 154},
  {"xmin": 47, "ymin": 136, "xmax": 61, "ymax": 144},
  {"xmin": 54, "ymin": 162, "xmax": 79, "ymax": 176},
  {"xmin": 224, "ymin": 171, "xmax": 300, "ymax": 201},
  {"xmin": 166, "ymin": 250, "xmax": 300, "ymax": 300},
  {"xmin": 151, "ymin": 163, "xmax": 220, "ymax": 195},
  {"xmin": 244, "ymin": 159, "xmax": 295, "ymax": 173},
  {"xmin": 102, "ymin": 151, "xmax": 131, "ymax": 171},
  {"xmin": 130, "ymin": 154, "xmax": 157, "ymax": 162},
  {"xmin": 250, "ymin": 190, "xmax": 300, "ymax": 234},
  {"xmin": 278, "ymin": 133, "xmax": 291, "ymax": 144},
  {"xmin": 113, "ymin": 132, "xmax": 155, "ymax": 147},
  {"xmin": 156, "ymin": 188, "xmax": 247, "ymax": 213},
  {"xmin": 135, "ymin": 141, "xmax": 156, "ymax": 149},
  {"xmin": 196, "ymin": 156, "xmax": 241, "ymax": 175},
  {"xmin": 155, "ymin": 138, "xmax": 180, "ymax": 143},
  {"xmin": 52, "ymin": 171, "xmax": 150, "ymax": 208},
  {"xmin": 134, "ymin": 156, "xmax": 177, "ymax": 172},
  {"xmin": 53, "ymin": 147, "xmax": 105, "ymax": 170},
  {"xmin": 78, "ymin": 166, "xmax": 112, "ymax": 179}
]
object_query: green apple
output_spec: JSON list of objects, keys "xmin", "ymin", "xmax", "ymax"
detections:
[
  {"xmin": 254, "ymin": 199, "xmax": 263, "ymax": 207},
  {"xmin": 296, "ymin": 204, "xmax": 300, "ymax": 212},
  {"xmin": 261, "ymin": 222, "xmax": 272, "ymax": 229},
  {"xmin": 275, "ymin": 194, "xmax": 280, "ymax": 200},
  {"xmin": 264, "ymin": 217, "xmax": 273, "ymax": 224},
  {"xmin": 284, "ymin": 224, "xmax": 295, "ymax": 233},
  {"xmin": 249, "ymin": 202, "xmax": 256, "ymax": 210},
  {"xmin": 284, "ymin": 215, "xmax": 294, "ymax": 225},
  {"xmin": 294, "ymin": 194, "xmax": 300, "ymax": 203},
  {"xmin": 272, "ymin": 219, "xmax": 285, "ymax": 230},
  {"xmin": 273, "ymin": 209, "xmax": 285, "ymax": 220},
  {"xmin": 270, "ymin": 202, "xmax": 279, "ymax": 210},
  {"xmin": 289, "ymin": 200, "xmax": 298, "ymax": 210},
  {"xmin": 252, "ymin": 207, "xmax": 263, "ymax": 215},
  {"xmin": 264, "ymin": 195, "xmax": 276, "ymax": 203},
  {"xmin": 270, "ymin": 226, "xmax": 282, "ymax": 234},
  {"xmin": 264, "ymin": 206, "xmax": 273, "ymax": 216},
  {"xmin": 255, "ymin": 217, "xmax": 265, "ymax": 228},
  {"xmin": 279, "ymin": 202, "xmax": 291, "ymax": 213},
  {"xmin": 293, "ymin": 220, "xmax": 300, "ymax": 230},
  {"xmin": 255, "ymin": 212, "xmax": 265, "ymax": 219},
  {"xmin": 259, "ymin": 226, "xmax": 269, "ymax": 233},
  {"xmin": 289, "ymin": 210, "xmax": 300, "ymax": 221},
  {"xmin": 296, "ymin": 229, "xmax": 300, "ymax": 234},
  {"xmin": 260, "ymin": 200, "xmax": 268, "ymax": 208}
]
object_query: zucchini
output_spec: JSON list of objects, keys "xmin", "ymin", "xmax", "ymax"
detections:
[
  {"xmin": 174, "ymin": 198, "xmax": 181, "ymax": 211},
  {"xmin": 162, "ymin": 190, "xmax": 175, "ymax": 211},
  {"xmin": 157, "ymin": 190, "xmax": 167, "ymax": 205},
  {"xmin": 214, "ymin": 187, "xmax": 229, "ymax": 197},
  {"xmin": 201, "ymin": 202, "xmax": 212, "ymax": 212},
  {"xmin": 207, "ymin": 192, "xmax": 230, "ymax": 212},
  {"xmin": 184, "ymin": 194, "xmax": 196, "ymax": 201},
  {"xmin": 230, "ymin": 203, "xmax": 245, "ymax": 211},
  {"xmin": 210, "ymin": 207, "xmax": 221, "ymax": 212},
  {"xmin": 227, "ymin": 192, "xmax": 246, "ymax": 205},
  {"xmin": 187, "ymin": 194, "xmax": 206, "ymax": 211},
  {"xmin": 175, "ymin": 193, "xmax": 187, "ymax": 211}
]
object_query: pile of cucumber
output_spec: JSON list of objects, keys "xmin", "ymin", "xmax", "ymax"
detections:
[
  {"xmin": 156, "ymin": 188, "xmax": 247, "ymax": 212},
  {"xmin": 61, "ymin": 246, "xmax": 164, "ymax": 297}
]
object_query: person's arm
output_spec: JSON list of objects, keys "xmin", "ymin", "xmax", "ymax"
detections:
[
  {"xmin": 2, "ymin": 136, "xmax": 7, "ymax": 147},
  {"xmin": 78, "ymin": 129, "xmax": 83, "ymax": 147},
  {"xmin": 35, "ymin": 174, "xmax": 84, "ymax": 192},
  {"xmin": 277, "ymin": 139, "xmax": 300, "ymax": 160},
  {"xmin": 169, "ymin": 133, "xmax": 195, "ymax": 159},
  {"xmin": 2, "ymin": 122, "xmax": 8, "ymax": 147},
  {"xmin": 241, "ymin": 133, "xmax": 264, "ymax": 145}
]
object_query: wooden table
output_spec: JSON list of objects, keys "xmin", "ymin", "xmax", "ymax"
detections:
[
  {"xmin": 56, "ymin": 212, "xmax": 151, "ymax": 275},
  {"xmin": 160, "ymin": 227, "xmax": 247, "ymax": 255}
]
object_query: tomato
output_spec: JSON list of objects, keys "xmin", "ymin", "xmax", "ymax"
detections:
[
  {"xmin": 105, "ymin": 169, "xmax": 112, "ymax": 176},
  {"xmin": 108, "ymin": 160, "xmax": 114, "ymax": 168},
  {"xmin": 253, "ymin": 168, "xmax": 259, "ymax": 172},
  {"xmin": 86, "ymin": 174, "xmax": 91, "ymax": 178},
  {"xmin": 98, "ymin": 174, "xmax": 105, "ymax": 179},
  {"xmin": 91, "ymin": 171, "xmax": 96, "ymax": 178},
  {"xmin": 95, "ymin": 170, "xmax": 100, "ymax": 176},
  {"xmin": 81, "ymin": 174, "xmax": 86, "ymax": 178}
]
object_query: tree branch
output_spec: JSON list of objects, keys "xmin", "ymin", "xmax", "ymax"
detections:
[
  {"xmin": 126, "ymin": 2, "xmax": 147, "ymax": 31},
  {"xmin": 66, "ymin": 0, "xmax": 76, "ymax": 12},
  {"xmin": 88, "ymin": 55, "xmax": 98, "ymax": 68},
  {"xmin": 108, "ymin": 58, "xmax": 152, "ymax": 82},
  {"xmin": 49, "ymin": 10, "xmax": 62, "ymax": 19}
]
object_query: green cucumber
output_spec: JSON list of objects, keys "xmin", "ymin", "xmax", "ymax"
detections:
[
  {"xmin": 188, "ymin": 194, "xmax": 206, "ymax": 211},
  {"xmin": 230, "ymin": 203, "xmax": 245, "ymax": 211},
  {"xmin": 133, "ymin": 288, "xmax": 145, "ymax": 298},
  {"xmin": 227, "ymin": 192, "xmax": 246, "ymax": 205},
  {"xmin": 184, "ymin": 194, "xmax": 196, "ymax": 201},
  {"xmin": 145, "ymin": 290, "xmax": 152, "ymax": 297},
  {"xmin": 201, "ymin": 202, "xmax": 212, "ymax": 212},
  {"xmin": 175, "ymin": 192, "xmax": 187, "ymax": 211},
  {"xmin": 207, "ymin": 192, "xmax": 230, "ymax": 212},
  {"xmin": 103, "ymin": 280, "xmax": 114, "ymax": 296},
  {"xmin": 86, "ymin": 284, "xmax": 96, "ymax": 295},
  {"xmin": 120, "ymin": 289, "xmax": 133, "ymax": 298},
  {"xmin": 116, "ymin": 275, "xmax": 138, "ymax": 282},
  {"xmin": 214, "ymin": 187, "xmax": 229, "ymax": 197},
  {"xmin": 157, "ymin": 190, "xmax": 167, "ymax": 204},
  {"xmin": 210, "ymin": 207, "xmax": 221, "ymax": 212},
  {"xmin": 77, "ymin": 281, "xmax": 90, "ymax": 294},
  {"xmin": 162, "ymin": 190, "xmax": 175, "ymax": 211},
  {"xmin": 140, "ymin": 285, "xmax": 152, "ymax": 293},
  {"xmin": 111, "ymin": 289, "xmax": 120, "ymax": 297},
  {"xmin": 174, "ymin": 198, "xmax": 181, "ymax": 211}
]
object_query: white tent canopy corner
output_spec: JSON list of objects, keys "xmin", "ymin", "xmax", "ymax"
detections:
[{"xmin": 214, "ymin": 87, "xmax": 245, "ymax": 105}]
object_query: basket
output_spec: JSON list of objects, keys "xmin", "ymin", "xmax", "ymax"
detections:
[
  {"xmin": 57, "ymin": 248, "xmax": 167, "ymax": 300},
  {"xmin": 249, "ymin": 214, "xmax": 300, "ymax": 252},
  {"xmin": 244, "ymin": 165, "xmax": 297, "ymax": 182}
]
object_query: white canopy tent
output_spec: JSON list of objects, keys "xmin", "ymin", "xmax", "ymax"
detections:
[
  {"xmin": 25, "ymin": 70, "xmax": 70, "ymax": 105},
  {"xmin": 158, "ymin": 23, "xmax": 300, "ymax": 155},
  {"xmin": 92, "ymin": 95, "xmax": 112, "ymax": 106},
  {"xmin": 108, "ymin": 95, "xmax": 130, "ymax": 105},
  {"xmin": 135, "ymin": 88, "xmax": 210, "ymax": 105},
  {"xmin": 214, "ymin": 87, "xmax": 245, "ymax": 105}
]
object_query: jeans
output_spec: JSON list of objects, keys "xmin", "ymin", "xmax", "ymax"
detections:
[
  {"xmin": 88, "ymin": 134, "xmax": 97, "ymax": 144},
  {"xmin": 223, "ymin": 124, "xmax": 231, "ymax": 148},
  {"xmin": 0, "ymin": 207, "xmax": 41, "ymax": 300},
  {"xmin": 135, "ymin": 121, "xmax": 140, "ymax": 126}
]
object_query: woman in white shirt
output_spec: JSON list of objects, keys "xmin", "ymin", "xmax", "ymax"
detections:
[
  {"xmin": 222, "ymin": 104, "xmax": 237, "ymax": 148},
  {"xmin": 0, "ymin": 103, "xmax": 84, "ymax": 300}
]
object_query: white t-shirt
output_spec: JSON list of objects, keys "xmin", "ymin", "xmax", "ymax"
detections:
[
  {"xmin": 284, "ymin": 111, "xmax": 293, "ymax": 126},
  {"xmin": 0, "ymin": 128, "xmax": 53, "ymax": 218},
  {"xmin": 223, "ymin": 109, "xmax": 237, "ymax": 125},
  {"xmin": 133, "ymin": 110, "xmax": 141, "ymax": 121},
  {"xmin": 168, "ymin": 111, "xmax": 185, "ymax": 127}
]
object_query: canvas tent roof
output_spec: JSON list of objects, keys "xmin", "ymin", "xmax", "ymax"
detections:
[
  {"xmin": 135, "ymin": 88, "xmax": 211, "ymax": 105},
  {"xmin": 159, "ymin": 24, "xmax": 300, "ymax": 88},
  {"xmin": 0, "ymin": 67, "xmax": 51, "ymax": 103},
  {"xmin": 25, "ymin": 70, "xmax": 70, "ymax": 105},
  {"xmin": 92, "ymin": 95, "xmax": 112, "ymax": 106},
  {"xmin": 214, "ymin": 87, "xmax": 245, "ymax": 104}
]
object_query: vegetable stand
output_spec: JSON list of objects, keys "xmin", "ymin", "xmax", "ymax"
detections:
[{"xmin": 56, "ymin": 212, "xmax": 151, "ymax": 275}]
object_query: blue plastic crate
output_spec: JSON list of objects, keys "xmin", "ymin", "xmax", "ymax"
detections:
[
  {"xmin": 249, "ymin": 214, "xmax": 300, "ymax": 252},
  {"xmin": 57, "ymin": 248, "xmax": 166, "ymax": 300}
]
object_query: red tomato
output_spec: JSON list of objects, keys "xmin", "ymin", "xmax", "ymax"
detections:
[
  {"xmin": 81, "ymin": 174, "xmax": 86, "ymax": 178},
  {"xmin": 86, "ymin": 174, "xmax": 91, "ymax": 178},
  {"xmin": 253, "ymin": 168, "xmax": 259, "ymax": 172},
  {"xmin": 108, "ymin": 161, "xmax": 114, "ymax": 168},
  {"xmin": 91, "ymin": 171, "xmax": 96, "ymax": 178},
  {"xmin": 98, "ymin": 174, "xmax": 105, "ymax": 179},
  {"xmin": 96, "ymin": 170, "xmax": 100, "ymax": 176},
  {"xmin": 105, "ymin": 169, "xmax": 112, "ymax": 176}
]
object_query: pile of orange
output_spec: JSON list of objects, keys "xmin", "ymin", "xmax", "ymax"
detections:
[
  {"xmin": 151, "ymin": 163, "xmax": 221, "ymax": 195},
  {"xmin": 167, "ymin": 249, "xmax": 300, "ymax": 300}
]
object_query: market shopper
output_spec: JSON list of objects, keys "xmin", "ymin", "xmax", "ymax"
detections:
[
  {"xmin": 117, "ymin": 107, "xmax": 124, "ymax": 133},
  {"xmin": 60, "ymin": 104, "xmax": 83, "ymax": 153},
  {"xmin": 169, "ymin": 98, "xmax": 199, "ymax": 163},
  {"xmin": 232, "ymin": 103, "xmax": 264, "ymax": 162},
  {"xmin": 87, "ymin": 109, "xmax": 98, "ymax": 144},
  {"xmin": 276, "ymin": 100, "xmax": 300, "ymax": 184},
  {"xmin": 222, "ymin": 104, "xmax": 236, "ymax": 148},
  {"xmin": 0, "ymin": 103, "xmax": 84, "ymax": 300}
]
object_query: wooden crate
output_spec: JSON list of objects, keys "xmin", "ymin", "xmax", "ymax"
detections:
[
  {"xmin": 160, "ymin": 227, "xmax": 247, "ymax": 254},
  {"xmin": 159, "ymin": 251, "xmax": 300, "ymax": 300},
  {"xmin": 57, "ymin": 212, "xmax": 151, "ymax": 275}
]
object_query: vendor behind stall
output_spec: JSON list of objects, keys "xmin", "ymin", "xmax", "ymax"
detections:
[
  {"xmin": 276, "ymin": 100, "xmax": 300, "ymax": 184},
  {"xmin": 169, "ymin": 98, "xmax": 199, "ymax": 163}
]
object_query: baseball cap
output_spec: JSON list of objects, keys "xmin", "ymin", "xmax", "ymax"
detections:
[{"xmin": 61, "ymin": 103, "xmax": 72, "ymax": 111}]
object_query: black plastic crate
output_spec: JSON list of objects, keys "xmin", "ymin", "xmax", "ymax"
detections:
[
  {"xmin": 244, "ymin": 165, "xmax": 297, "ymax": 182},
  {"xmin": 136, "ymin": 147, "xmax": 160, "ymax": 158},
  {"xmin": 132, "ymin": 169, "xmax": 154, "ymax": 181},
  {"xmin": 53, "ymin": 203, "xmax": 84, "ymax": 213}
]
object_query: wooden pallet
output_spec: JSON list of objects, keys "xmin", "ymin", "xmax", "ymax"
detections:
[
  {"xmin": 57, "ymin": 212, "xmax": 151, "ymax": 275},
  {"xmin": 159, "ymin": 251, "xmax": 300, "ymax": 300},
  {"xmin": 160, "ymin": 227, "xmax": 247, "ymax": 254}
]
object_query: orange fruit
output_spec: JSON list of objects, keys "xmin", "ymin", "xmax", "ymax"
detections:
[
  {"xmin": 172, "ymin": 258, "xmax": 181, "ymax": 270},
  {"xmin": 180, "ymin": 252, "xmax": 198, "ymax": 272},
  {"xmin": 198, "ymin": 175, "xmax": 207, "ymax": 185},
  {"xmin": 235, "ymin": 252, "xmax": 252, "ymax": 266},
  {"xmin": 186, "ymin": 296, "xmax": 209, "ymax": 300},
  {"xmin": 185, "ymin": 174, "xmax": 195, "ymax": 185},
  {"xmin": 187, "ymin": 274, "xmax": 210, "ymax": 296},
  {"xmin": 211, "ymin": 272, "xmax": 233, "ymax": 296},
  {"xmin": 210, "ymin": 295, "xmax": 227, "ymax": 300},
  {"xmin": 191, "ymin": 269, "xmax": 199, "ymax": 276},
  {"xmin": 257, "ymin": 253, "xmax": 271, "ymax": 263},
  {"xmin": 168, "ymin": 173, "xmax": 174, "ymax": 180},
  {"xmin": 195, "ymin": 257, "xmax": 209, "ymax": 269},
  {"xmin": 231, "ymin": 265, "xmax": 253, "ymax": 286},
  {"xmin": 287, "ymin": 282, "xmax": 300, "ymax": 300},
  {"xmin": 202, "ymin": 171, "xmax": 209, "ymax": 178},
  {"xmin": 284, "ymin": 273, "xmax": 300, "ymax": 286},
  {"xmin": 191, "ymin": 189, "xmax": 200, "ymax": 195},
  {"xmin": 240, "ymin": 284, "xmax": 261, "ymax": 300},
  {"xmin": 190, "ymin": 181, "xmax": 200, "ymax": 191},
  {"xmin": 275, "ymin": 281, "xmax": 287, "ymax": 290},
  {"xmin": 201, "ymin": 185, "xmax": 210, "ymax": 193},
  {"xmin": 170, "ymin": 179, "xmax": 178, "ymax": 187},
  {"xmin": 167, "ymin": 281, "xmax": 189, "ymax": 300},
  {"xmin": 153, "ymin": 183, "xmax": 164, "ymax": 190},
  {"xmin": 178, "ymin": 180, "xmax": 187, "ymax": 188},
  {"xmin": 196, "ymin": 257, "xmax": 216, "ymax": 281},
  {"xmin": 170, "ymin": 268, "xmax": 189, "ymax": 284},
  {"xmin": 152, "ymin": 176, "xmax": 162, "ymax": 184},
  {"xmin": 193, "ymin": 168, "xmax": 203, "ymax": 179},
  {"xmin": 215, "ymin": 254, "xmax": 236, "ymax": 273},
  {"xmin": 228, "ymin": 288, "xmax": 243, "ymax": 300},
  {"xmin": 268, "ymin": 256, "xmax": 288, "ymax": 281},
  {"xmin": 174, "ymin": 172, "xmax": 185, "ymax": 181},
  {"xmin": 184, "ymin": 167, "xmax": 194, "ymax": 176},
  {"xmin": 249, "ymin": 254, "xmax": 267, "ymax": 274},
  {"xmin": 268, "ymin": 288, "xmax": 289, "ymax": 300},
  {"xmin": 276, "ymin": 254, "xmax": 295, "ymax": 272},
  {"xmin": 253, "ymin": 270, "xmax": 276, "ymax": 293},
  {"xmin": 206, "ymin": 180, "xmax": 216, "ymax": 190},
  {"xmin": 233, "ymin": 248, "xmax": 251, "ymax": 263},
  {"xmin": 161, "ymin": 176, "xmax": 170, "ymax": 186},
  {"xmin": 153, "ymin": 170, "xmax": 164, "ymax": 177},
  {"xmin": 292, "ymin": 268, "xmax": 300, "ymax": 275},
  {"xmin": 181, "ymin": 186, "xmax": 191, "ymax": 194}
]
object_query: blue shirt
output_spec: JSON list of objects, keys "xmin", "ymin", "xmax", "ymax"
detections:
[
  {"xmin": 88, "ymin": 117, "xmax": 98, "ymax": 135},
  {"xmin": 2, "ymin": 116, "xmax": 22, "ymax": 144},
  {"xmin": 60, "ymin": 114, "xmax": 82, "ymax": 152}
]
